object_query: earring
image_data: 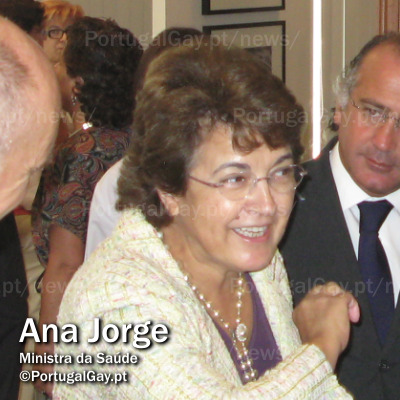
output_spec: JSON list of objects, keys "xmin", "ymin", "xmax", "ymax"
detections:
[{"xmin": 71, "ymin": 94, "xmax": 78, "ymax": 106}]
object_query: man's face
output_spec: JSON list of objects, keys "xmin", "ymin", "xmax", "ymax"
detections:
[
  {"xmin": 0, "ymin": 18, "xmax": 60, "ymax": 218},
  {"xmin": 336, "ymin": 44, "xmax": 400, "ymax": 197}
]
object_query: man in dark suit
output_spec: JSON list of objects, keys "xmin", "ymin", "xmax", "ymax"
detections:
[
  {"xmin": 281, "ymin": 33, "xmax": 400, "ymax": 400},
  {"xmin": 0, "ymin": 17, "xmax": 60, "ymax": 400},
  {"xmin": 0, "ymin": 214, "xmax": 28, "ymax": 400}
]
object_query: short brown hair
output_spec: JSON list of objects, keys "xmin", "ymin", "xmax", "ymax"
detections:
[{"xmin": 118, "ymin": 42, "xmax": 304, "ymax": 227}]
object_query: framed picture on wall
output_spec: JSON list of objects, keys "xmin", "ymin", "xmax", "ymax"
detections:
[
  {"xmin": 202, "ymin": 0, "xmax": 285, "ymax": 14},
  {"xmin": 203, "ymin": 21, "xmax": 286, "ymax": 81}
]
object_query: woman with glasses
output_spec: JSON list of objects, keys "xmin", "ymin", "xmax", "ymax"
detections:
[
  {"xmin": 41, "ymin": 1, "xmax": 85, "ymax": 147},
  {"xmin": 54, "ymin": 42, "xmax": 358, "ymax": 399},
  {"xmin": 42, "ymin": 0, "xmax": 84, "ymax": 65}
]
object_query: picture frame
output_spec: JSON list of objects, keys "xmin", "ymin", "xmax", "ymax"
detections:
[
  {"xmin": 202, "ymin": 0, "xmax": 285, "ymax": 14},
  {"xmin": 203, "ymin": 21, "xmax": 286, "ymax": 82}
]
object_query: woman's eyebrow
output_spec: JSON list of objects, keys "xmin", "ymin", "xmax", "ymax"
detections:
[
  {"xmin": 212, "ymin": 153, "xmax": 293, "ymax": 176},
  {"xmin": 212, "ymin": 162, "xmax": 250, "ymax": 176},
  {"xmin": 273, "ymin": 153, "xmax": 293, "ymax": 167}
]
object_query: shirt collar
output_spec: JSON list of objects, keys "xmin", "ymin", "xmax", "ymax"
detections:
[{"xmin": 329, "ymin": 142, "xmax": 400, "ymax": 212}]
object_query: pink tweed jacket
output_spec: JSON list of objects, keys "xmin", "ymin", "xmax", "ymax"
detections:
[{"xmin": 54, "ymin": 209, "xmax": 353, "ymax": 399}]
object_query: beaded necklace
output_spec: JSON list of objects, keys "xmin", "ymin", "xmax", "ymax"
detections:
[{"xmin": 183, "ymin": 272, "xmax": 258, "ymax": 382}]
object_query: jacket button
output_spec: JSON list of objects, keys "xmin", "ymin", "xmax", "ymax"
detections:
[{"xmin": 379, "ymin": 360, "xmax": 390, "ymax": 371}]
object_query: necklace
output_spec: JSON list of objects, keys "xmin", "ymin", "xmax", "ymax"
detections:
[
  {"xmin": 183, "ymin": 272, "xmax": 258, "ymax": 382},
  {"xmin": 69, "ymin": 121, "xmax": 93, "ymax": 137}
]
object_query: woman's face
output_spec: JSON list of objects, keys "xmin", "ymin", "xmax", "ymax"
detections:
[
  {"xmin": 164, "ymin": 124, "xmax": 295, "ymax": 276},
  {"xmin": 54, "ymin": 59, "xmax": 75, "ymax": 113},
  {"xmin": 42, "ymin": 16, "xmax": 73, "ymax": 65}
]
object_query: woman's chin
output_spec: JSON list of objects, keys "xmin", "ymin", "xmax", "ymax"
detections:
[{"xmin": 236, "ymin": 250, "xmax": 276, "ymax": 273}]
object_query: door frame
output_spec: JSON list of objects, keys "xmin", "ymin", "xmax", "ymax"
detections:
[{"xmin": 380, "ymin": 0, "xmax": 400, "ymax": 32}]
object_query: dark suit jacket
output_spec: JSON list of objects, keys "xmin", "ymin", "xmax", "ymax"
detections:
[
  {"xmin": 0, "ymin": 213, "xmax": 28, "ymax": 400},
  {"xmin": 280, "ymin": 138, "xmax": 400, "ymax": 400}
]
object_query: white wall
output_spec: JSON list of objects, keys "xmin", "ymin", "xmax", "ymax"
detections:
[
  {"xmin": 164, "ymin": 0, "xmax": 379, "ymax": 156},
  {"xmin": 321, "ymin": 0, "xmax": 379, "ymax": 146},
  {"xmin": 165, "ymin": 0, "xmax": 313, "ymax": 144},
  {"xmin": 52, "ymin": 0, "xmax": 153, "ymax": 42},
  {"xmin": 50, "ymin": 0, "xmax": 312, "ymax": 117}
]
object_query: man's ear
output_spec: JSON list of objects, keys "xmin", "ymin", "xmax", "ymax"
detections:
[
  {"xmin": 333, "ymin": 101, "xmax": 343, "ymax": 126},
  {"xmin": 157, "ymin": 189, "xmax": 180, "ymax": 217}
]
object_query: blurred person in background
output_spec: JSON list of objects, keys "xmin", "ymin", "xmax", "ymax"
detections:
[
  {"xmin": 85, "ymin": 27, "xmax": 203, "ymax": 258},
  {"xmin": 0, "ymin": 4, "xmax": 81, "ymax": 399},
  {"xmin": 31, "ymin": 17, "xmax": 143, "ymax": 397},
  {"xmin": 0, "ymin": 16, "xmax": 60, "ymax": 400},
  {"xmin": 42, "ymin": 0, "xmax": 84, "ymax": 66},
  {"xmin": 42, "ymin": 0, "xmax": 85, "ymax": 146},
  {"xmin": 0, "ymin": 3, "xmax": 58, "ymax": 399}
]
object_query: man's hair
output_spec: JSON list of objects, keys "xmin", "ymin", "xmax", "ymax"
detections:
[
  {"xmin": 64, "ymin": 17, "xmax": 143, "ymax": 128},
  {"xmin": 334, "ymin": 32, "xmax": 400, "ymax": 107},
  {"xmin": 42, "ymin": 0, "xmax": 84, "ymax": 25},
  {"xmin": 117, "ymin": 42, "xmax": 305, "ymax": 228},
  {"xmin": 0, "ymin": 0, "xmax": 44, "ymax": 33},
  {"xmin": 0, "ymin": 40, "xmax": 31, "ymax": 171}
]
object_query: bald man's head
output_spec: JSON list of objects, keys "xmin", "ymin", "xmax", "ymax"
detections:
[{"xmin": 0, "ymin": 17, "xmax": 61, "ymax": 219}]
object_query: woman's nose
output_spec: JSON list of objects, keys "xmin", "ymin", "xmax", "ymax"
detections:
[{"xmin": 245, "ymin": 178, "xmax": 277, "ymax": 215}]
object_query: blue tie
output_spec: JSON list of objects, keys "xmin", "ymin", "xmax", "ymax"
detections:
[{"xmin": 358, "ymin": 200, "xmax": 394, "ymax": 345}]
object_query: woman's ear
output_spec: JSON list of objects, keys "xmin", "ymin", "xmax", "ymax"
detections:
[
  {"xmin": 157, "ymin": 190, "xmax": 180, "ymax": 217},
  {"xmin": 72, "ymin": 76, "xmax": 84, "ymax": 95}
]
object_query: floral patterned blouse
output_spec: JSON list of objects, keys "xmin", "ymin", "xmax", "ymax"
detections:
[{"xmin": 32, "ymin": 126, "xmax": 130, "ymax": 267}]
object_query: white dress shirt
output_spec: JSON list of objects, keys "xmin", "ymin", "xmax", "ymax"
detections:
[{"xmin": 330, "ymin": 143, "xmax": 400, "ymax": 304}]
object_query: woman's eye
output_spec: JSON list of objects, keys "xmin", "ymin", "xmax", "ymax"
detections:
[
  {"xmin": 220, "ymin": 174, "xmax": 248, "ymax": 186},
  {"xmin": 273, "ymin": 166, "xmax": 291, "ymax": 178}
]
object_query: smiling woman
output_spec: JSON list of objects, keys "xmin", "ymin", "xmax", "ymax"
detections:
[
  {"xmin": 158, "ymin": 126, "xmax": 298, "ymax": 276},
  {"xmin": 54, "ymin": 41, "xmax": 358, "ymax": 399}
]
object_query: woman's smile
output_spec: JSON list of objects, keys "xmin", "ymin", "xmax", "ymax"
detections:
[{"xmin": 233, "ymin": 225, "xmax": 270, "ymax": 240}]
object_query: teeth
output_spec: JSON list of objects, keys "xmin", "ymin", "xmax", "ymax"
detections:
[{"xmin": 234, "ymin": 227, "xmax": 267, "ymax": 237}]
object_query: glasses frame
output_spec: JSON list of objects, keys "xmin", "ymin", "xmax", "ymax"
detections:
[
  {"xmin": 189, "ymin": 164, "xmax": 307, "ymax": 200},
  {"xmin": 45, "ymin": 28, "xmax": 66, "ymax": 40},
  {"xmin": 351, "ymin": 98, "xmax": 400, "ymax": 129}
]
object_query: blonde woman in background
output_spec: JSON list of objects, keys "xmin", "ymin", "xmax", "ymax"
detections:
[
  {"xmin": 42, "ymin": 0, "xmax": 84, "ymax": 65},
  {"xmin": 42, "ymin": 1, "xmax": 85, "ymax": 145}
]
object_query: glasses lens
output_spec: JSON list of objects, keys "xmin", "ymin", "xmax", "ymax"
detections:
[
  {"xmin": 293, "ymin": 165, "xmax": 306, "ymax": 187},
  {"xmin": 269, "ymin": 165, "xmax": 305, "ymax": 193},
  {"xmin": 216, "ymin": 166, "xmax": 305, "ymax": 200},
  {"xmin": 49, "ymin": 29, "xmax": 64, "ymax": 39},
  {"xmin": 218, "ymin": 171, "xmax": 253, "ymax": 201}
]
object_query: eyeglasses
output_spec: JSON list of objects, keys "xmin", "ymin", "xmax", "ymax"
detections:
[
  {"xmin": 351, "ymin": 98, "xmax": 400, "ymax": 129},
  {"xmin": 46, "ymin": 28, "xmax": 66, "ymax": 39},
  {"xmin": 189, "ymin": 164, "xmax": 307, "ymax": 201}
]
